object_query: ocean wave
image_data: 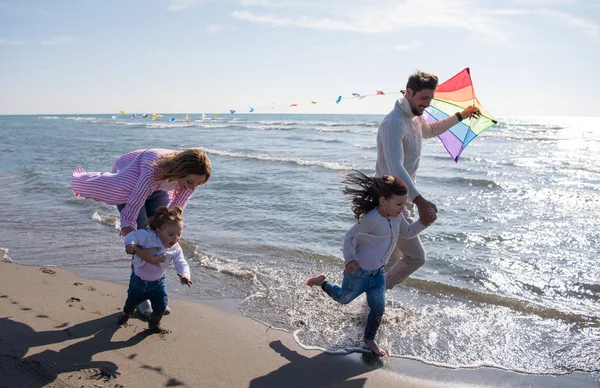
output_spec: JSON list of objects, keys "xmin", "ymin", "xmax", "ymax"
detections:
[
  {"xmin": 201, "ymin": 147, "xmax": 352, "ymax": 171},
  {"xmin": 244, "ymin": 124, "xmax": 299, "ymax": 131},
  {"xmin": 38, "ymin": 116, "xmax": 60, "ymax": 120},
  {"xmin": 314, "ymin": 127, "xmax": 350, "ymax": 133},
  {"xmin": 145, "ymin": 123, "xmax": 204, "ymax": 129},
  {"xmin": 64, "ymin": 116, "xmax": 98, "ymax": 121},
  {"xmin": 431, "ymin": 176, "xmax": 500, "ymax": 188},
  {"xmin": 403, "ymin": 277, "xmax": 599, "ymax": 326},
  {"xmin": 0, "ymin": 247, "xmax": 12, "ymax": 263},
  {"xmin": 254, "ymin": 120, "xmax": 300, "ymax": 126},
  {"xmin": 354, "ymin": 144, "xmax": 376, "ymax": 149},
  {"xmin": 483, "ymin": 133, "xmax": 563, "ymax": 142},
  {"xmin": 506, "ymin": 123, "xmax": 566, "ymax": 130},
  {"xmin": 91, "ymin": 212, "xmax": 120, "ymax": 230}
]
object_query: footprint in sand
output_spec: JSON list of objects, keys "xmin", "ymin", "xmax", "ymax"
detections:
[
  {"xmin": 40, "ymin": 267, "xmax": 56, "ymax": 275},
  {"xmin": 67, "ymin": 297, "xmax": 81, "ymax": 307}
]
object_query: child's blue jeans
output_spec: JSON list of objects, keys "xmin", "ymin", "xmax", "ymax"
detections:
[
  {"xmin": 321, "ymin": 266, "xmax": 386, "ymax": 340},
  {"xmin": 122, "ymin": 272, "xmax": 168, "ymax": 318}
]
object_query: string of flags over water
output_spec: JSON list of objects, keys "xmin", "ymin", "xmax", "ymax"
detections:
[{"xmin": 114, "ymin": 68, "xmax": 497, "ymax": 162}]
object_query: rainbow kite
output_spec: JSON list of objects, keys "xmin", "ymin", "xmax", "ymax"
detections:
[{"xmin": 424, "ymin": 68, "xmax": 497, "ymax": 162}]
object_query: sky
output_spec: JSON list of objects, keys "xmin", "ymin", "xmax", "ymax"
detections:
[{"xmin": 0, "ymin": 0, "xmax": 599, "ymax": 116}]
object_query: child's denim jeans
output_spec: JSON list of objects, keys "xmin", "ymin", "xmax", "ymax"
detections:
[
  {"xmin": 321, "ymin": 266, "xmax": 385, "ymax": 340},
  {"xmin": 122, "ymin": 272, "xmax": 168, "ymax": 317}
]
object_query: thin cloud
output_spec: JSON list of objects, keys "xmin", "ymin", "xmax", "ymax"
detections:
[
  {"xmin": 232, "ymin": 10, "xmax": 361, "ymax": 32},
  {"xmin": 40, "ymin": 36, "xmax": 76, "ymax": 46},
  {"xmin": 167, "ymin": 0, "xmax": 207, "ymax": 11},
  {"xmin": 232, "ymin": 0, "xmax": 598, "ymax": 43},
  {"xmin": 511, "ymin": 0, "xmax": 578, "ymax": 4},
  {"xmin": 233, "ymin": 0, "xmax": 512, "ymax": 44},
  {"xmin": 541, "ymin": 9, "xmax": 599, "ymax": 37},
  {"xmin": 489, "ymin": 8, "xmax": 599, "ymax": 38},
  {"xmin": 207, "ymin": 25, "xmax": 224, "ymax": 33},
  {"xmin": 0, "ymin": 38, "xmax": 26, "ymax": 45},
  {"xmin": 394, "ymin": 41, "xmax": 421, "ymax": 51}
]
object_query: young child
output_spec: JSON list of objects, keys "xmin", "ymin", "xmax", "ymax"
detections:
[
  {"xmin": 117, "ymin": 206, "xmax": 192, "ymax": 333},
  {"xmin": 73, "ymin": 148, "xmax": 210, "ymax": 316},
  {"xmin": 306, "ymin": 171, "xmax": 430, "ymax": 356}
]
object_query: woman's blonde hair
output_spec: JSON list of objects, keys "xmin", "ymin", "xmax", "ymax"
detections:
[{"xmin": 153, "ymin": 149, "xmax": 212, "ymax": 183}]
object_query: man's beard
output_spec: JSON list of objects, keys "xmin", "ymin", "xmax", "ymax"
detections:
[{"xmin": 411, "ymin": 107, "xmax": 424, "ymax": 116}]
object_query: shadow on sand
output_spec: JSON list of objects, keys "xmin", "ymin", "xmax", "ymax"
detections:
[
  {"xmin": 0, "ymin": 313, "xmax": 150, "ymax": 387},
  {"xmin": 249, "ymin": 340, "xmax": 383, "ymax": 388}
]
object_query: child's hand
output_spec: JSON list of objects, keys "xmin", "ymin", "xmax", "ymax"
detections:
[
  {"xmin": 345, "ymin": 260, "xmax": 359, "ymax": 275},
  {"xmin": 178, "ymin": 273, "xmax": 192, "ymax": 287},
  {"xmin": 125, "ymin": 244, "xmax": 136, "ymax": 255}
]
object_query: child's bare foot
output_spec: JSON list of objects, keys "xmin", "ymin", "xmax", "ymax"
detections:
[
  {"xmin": 306, "ymin": 274, "xmax": 326, "ymax": 287},
  {"xmin": 364, "ymin": 338, "xmax": 387, "ymax": 356}
]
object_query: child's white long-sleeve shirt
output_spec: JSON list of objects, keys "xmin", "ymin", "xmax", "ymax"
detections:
[
  {"xmin": 124, "ymin": 229, "xmax": 190, "ymax": 281},
  {"xmin": 343, "ymin": 208, "xmax": 427, "ymax": 270}
]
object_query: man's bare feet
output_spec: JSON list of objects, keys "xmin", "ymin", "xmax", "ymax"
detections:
[
  {"xmin": 364, "ymin": 338, "xmax": 387, "ymax": 356},
  {"xmin": 306, "ymin": 274, "xmax": 326, "ymax": 287}
]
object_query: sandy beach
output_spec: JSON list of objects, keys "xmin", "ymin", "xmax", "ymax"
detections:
[{"xmin": 1, "ymin": 257, "xmax": 595, "ymax": 388}]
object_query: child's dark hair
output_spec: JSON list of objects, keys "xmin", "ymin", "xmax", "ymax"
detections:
[
  {"xmin": 148, "ymin": 206, "xmax": 184, "ymax": 230},
  {"xmin": 153, "ymin": 149, "xmax": 212, "ymax": 183},
  {"xmin": 343, "ymin": 171, "xmax": 408, "ymax": 220}
]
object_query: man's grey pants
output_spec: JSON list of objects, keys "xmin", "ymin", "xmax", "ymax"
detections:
[{"xmin": 384, "ymin": 209, "xmax": 426, "ymax": 289}]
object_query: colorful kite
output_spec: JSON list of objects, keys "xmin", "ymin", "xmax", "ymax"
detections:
[{"xmin": 423, "ymin": 68, "xmax": 497, "ymax": 162}]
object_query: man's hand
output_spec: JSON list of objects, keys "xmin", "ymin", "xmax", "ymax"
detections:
[
  {"xmin": 413, "ymin": 195, "xmax": 438, "ymax": 226},
  {"xmin": 178, "ymin": 273, "xmax": 193, "ymax": 287},
  {"xmin": 345, "ymin": 260, "xmax": 359, "ymax": 275},
  {"xmin": 135, "ymin": 247, "xmax": 165, "ymax": 266},
  {"xmin": 459, "ymin": 106, "xmax": 481, "ymax": 120}
]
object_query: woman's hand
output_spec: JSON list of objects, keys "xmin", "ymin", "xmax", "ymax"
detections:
[
  {"xmin": 135, "ymin": 247, "xmax": 165, "ymax": 266},
  {"xmin": 121, "ymin": 226, "xmax": 134, "ymax": 236},
  {"xmin": 125, "ymin": 244, "xmax": 136, "ymax": 255}
]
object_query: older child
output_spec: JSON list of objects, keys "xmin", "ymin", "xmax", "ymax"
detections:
[
  {"xmin": 306, "ymin": 171, "xmax": 430, "ymax": 356},
  {"xmin": 117, "ymin": 206, "xmax": 192, "ymax": 333}
]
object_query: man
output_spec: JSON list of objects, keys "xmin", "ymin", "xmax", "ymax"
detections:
[{"xmin": 376, "ymin": 70, "xmax": 479, "ymax": 289}]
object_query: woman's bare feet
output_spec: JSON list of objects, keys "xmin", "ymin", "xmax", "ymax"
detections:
[
  {"xmin": 306, "ymin": 274, "xmax": 326, "ymax": 287},
  {"xmin": 364, "ymin": 338, "xmax": 387, "ymax": 356}
]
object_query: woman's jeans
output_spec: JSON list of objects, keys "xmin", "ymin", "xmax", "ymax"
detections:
[
  {"xmin": 117, "ymin": 190, "xmax": 170, "ymax": 230},
  {"xmin": 122, "ymin": 272, "xmax": 168, "ymax": 318},
  {"xmin": 321, "ymin": 266, "xmax": 386, "ymax": 340}
]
